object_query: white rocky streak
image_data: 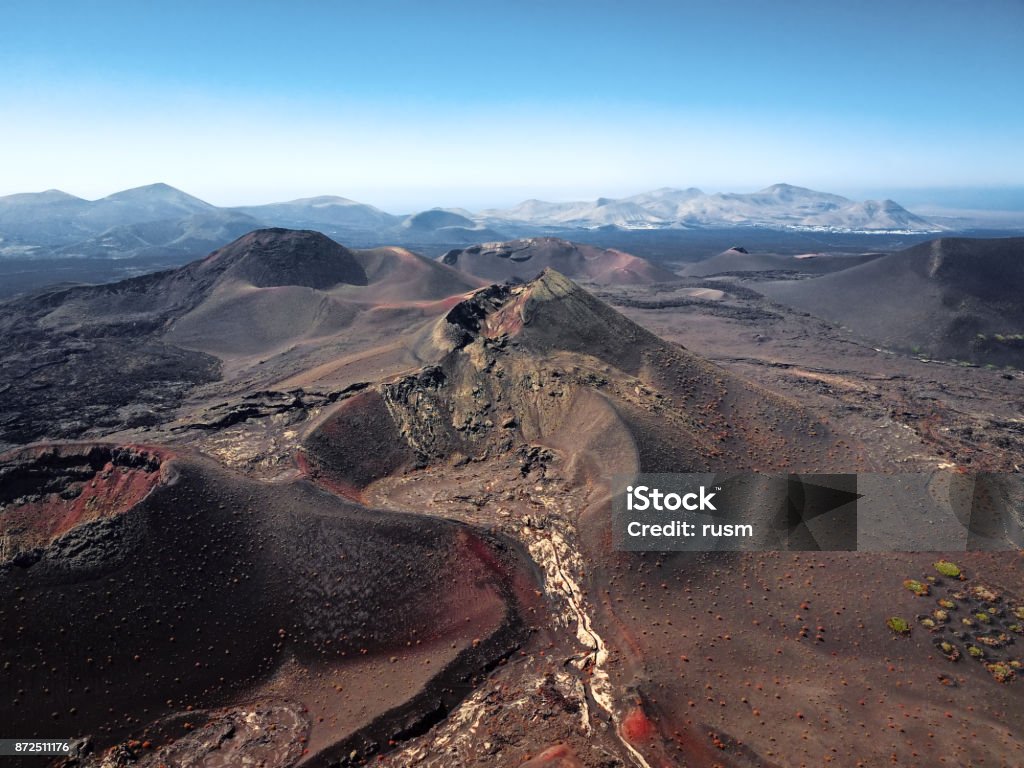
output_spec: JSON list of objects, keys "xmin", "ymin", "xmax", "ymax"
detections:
[
  {"xmin": 554, "ymin": 670, "xmax": 591, "ymax": 734},
  {"xmin": 525, "ymin": 522, "xmax": 653, "ymax": 768}
]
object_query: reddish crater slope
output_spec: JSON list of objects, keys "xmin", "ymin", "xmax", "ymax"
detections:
[{"xmin": 0, "ymin": 443, "xmax": 171, "ymax": 560}]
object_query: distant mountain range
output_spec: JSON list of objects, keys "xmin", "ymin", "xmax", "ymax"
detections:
[
  {"xmin": 0, "ymin": 183, "xmax": 262, "ymax": 260},
  {"xmin": 0, "ymin": 182, "xmax": 944, "ymax": 262},
  {"xmin": 480, "ymin": 184, "xmax": 940, "ymax": 233}
]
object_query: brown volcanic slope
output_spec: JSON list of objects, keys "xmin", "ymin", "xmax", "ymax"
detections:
[
  {"xmin": 0, "ymin": 229, "xmax": 482, "ymax": 447},
  {"xmin": 299, "ymin": 271, "xmax": 1022, "ymax": 768},
  {"xmin": 682, "ymin": 246, "xmax": 884, "ymax": 276},
  {"xmin": 301, "ymin": 268, "xmax": 865, "ymax": 498},
  {"xmin": 207, "ymin": 226, "xmax": 370, "ymax": 288},
  {"xmin": 440, "ymin": 237, "xmax": 678, "ymax": 285},
  {"xmin": 22, "ymin": 228, "xmax": 371, "ymax": 332},
  {"xmin": 163, "ymin": 238, "xmax": 482, "ymax": 360},
  {"xmin": 757, "ymin": 236, "xmax": 1024, "ymax": 366},
  {"xmin": 3, "ymin": 259, "xmax": 1023, "ymax": 767},
  {"xmin": 0, "ymin": 443, "xmax": 536, "ymax": 767}
]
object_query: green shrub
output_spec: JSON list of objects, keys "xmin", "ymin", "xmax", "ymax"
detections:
[
  {"xmin": 987, "ymin": 662, "xmax": 1014, "ymax": 683},
  {"xmin": 904, "ymin": 579, "xmax": 930, "ymax": 596},
  {"xmin": 886, "ymin": 617, "xmax": 911, "ymax": 635}
]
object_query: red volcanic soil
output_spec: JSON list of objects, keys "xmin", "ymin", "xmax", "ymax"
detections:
[
  {"xmin": 588, "ymin": 549, "xmax": 1024, "ymax": 767},
  {"xmin": 0, "ymin": 443, "xmax": 170, "ymax": 557},
  {"xmin": 621, "ymin": 705, "xmax": 657, "ymax": 743}
]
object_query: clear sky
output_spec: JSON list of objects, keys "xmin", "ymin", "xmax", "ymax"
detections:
[{"xmin": 2, "ymin": 0, "xmax": 1022, "ymax": 210}]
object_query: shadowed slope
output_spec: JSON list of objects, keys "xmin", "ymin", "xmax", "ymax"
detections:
[
  {"xmin": 201, "ymin": 227, "xmax": 368, "ymax": 288},
  {"xmin": 682, "ymin": 246, "xmax": 884, "ymax": 276},
  {"xmin": 757, "ymin": 236, "xmax": 1024, "ymax": 365}
]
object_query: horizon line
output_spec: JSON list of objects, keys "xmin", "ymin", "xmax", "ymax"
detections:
[{"xmin": 5, "ymin": 180, "xmax": 1024, "ymax": 215}]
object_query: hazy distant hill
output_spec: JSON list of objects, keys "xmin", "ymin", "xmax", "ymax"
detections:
[
  {"xmin": 53, "ymin": 211, "xmax": 263, "ymax": 259},
  {"xmin": 0, "ymin": 183, "xmax": 261, "ymax": 259},
  {"xmin": 397, "ymin": 208, "xmax": 506, "ymax": 243},
  {"xmin": 233, "ymin": 195, "xmax": 401, "ymax": 232},
  {"xmin": 440, "ymin": 237, "xmax": 678, "ymax": 285}
]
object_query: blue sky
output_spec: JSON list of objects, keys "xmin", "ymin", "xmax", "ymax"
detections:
[{"xmin": 2, "ymin": 0, "xmax": 1022, "ymax": 210}]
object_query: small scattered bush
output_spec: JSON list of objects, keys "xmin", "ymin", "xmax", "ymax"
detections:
[
  {"xmin": 887, "ymin": 617, "xmax": 911, "ymax": 635},
  {"xmin": 904, "ymin": 579, "xmax": 930, "ymax": 597},
  {"xmin": 938, "ymin": 641, "xmax": 961, "ymax": 661},
  {"xmin": 986, "ymin": 662, "xmax": 1014, "ymax": 683},
  {"xmin": 971, "ymin": 584, "xmax": 999, "ymax": 602}
]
